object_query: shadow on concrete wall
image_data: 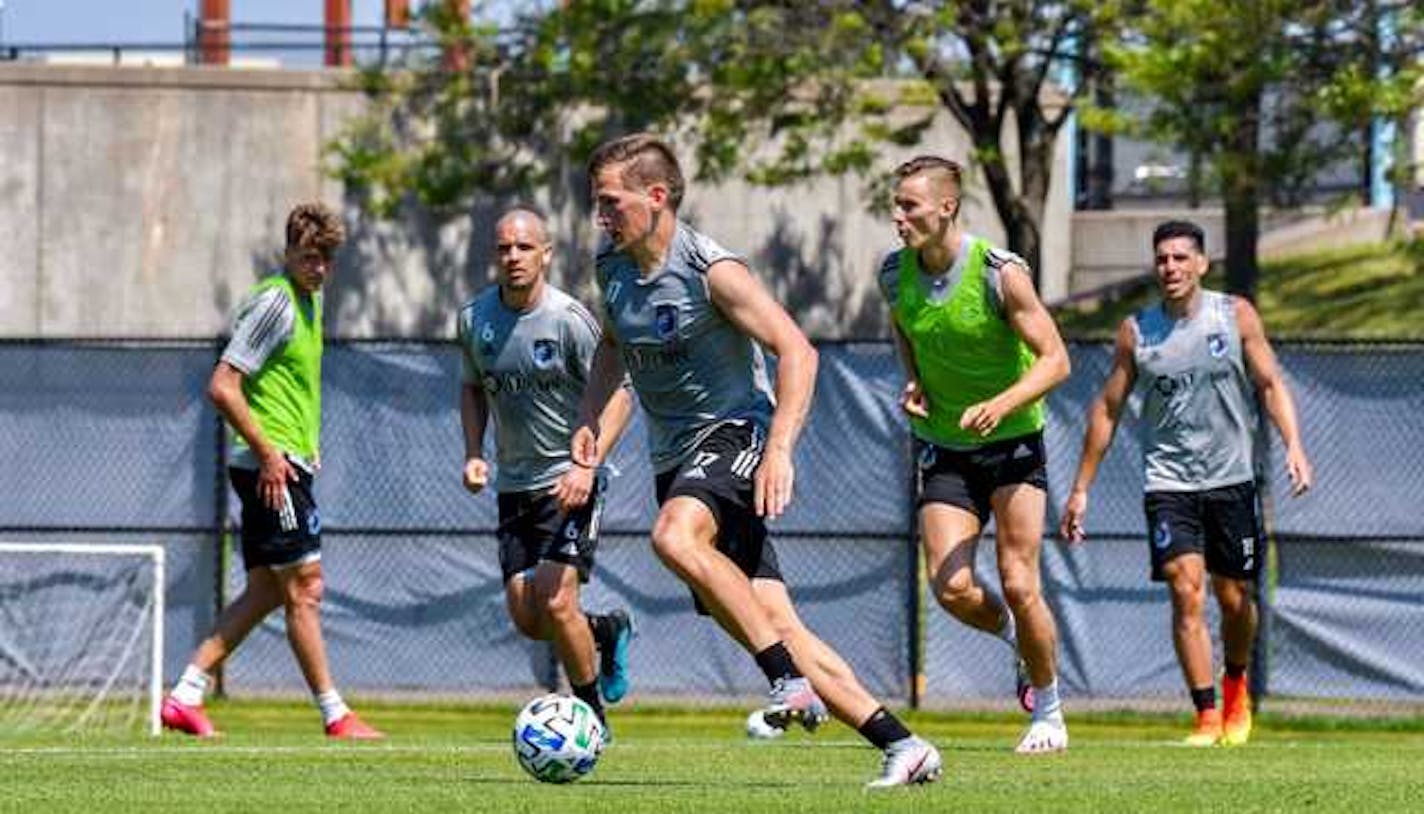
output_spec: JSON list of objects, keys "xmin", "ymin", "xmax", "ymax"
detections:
[{"xmin": 756, "ymin": 210, "xmax": 889, "ymax": 339}]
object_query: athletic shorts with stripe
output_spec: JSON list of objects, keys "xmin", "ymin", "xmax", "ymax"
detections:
[
  {"xmin": 654, "ymin": 420, "xmax": 783, "ymax": 615},
  {"xmin": 497, "ymin": 472, "xmax": 608, "ymax": 584},
  {"xmin": 229, "ymin": 459, "xmax": 321, "ymax": 570},
  {"xmin": 1144, "ymin": 480, "xmax": 1262, "ymax": 582}
]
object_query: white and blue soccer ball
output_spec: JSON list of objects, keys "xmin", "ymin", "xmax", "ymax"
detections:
[{"xmin": 512, "ymin": 694, "xmax": 606, "ymax": 784}]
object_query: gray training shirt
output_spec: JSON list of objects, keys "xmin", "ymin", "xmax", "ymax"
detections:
[
  {"xmin": 596, "ymin": 221, "xmax": 774, "ymax": 473},
  {"xmin": 1132, "ymin": 289, "xmax": 1257, "ymax": 492},
  {"xmin": 457, "ymin": 284, "xmax": 602, "ymax": 493}
]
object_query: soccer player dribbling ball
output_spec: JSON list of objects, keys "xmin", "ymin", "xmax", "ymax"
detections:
[{"xmin": 572, "ymin": 133, "xmax": 942, "ymax": 787}]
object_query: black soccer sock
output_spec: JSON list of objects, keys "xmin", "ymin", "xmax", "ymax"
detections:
[
  {"xmin": 857, "ymin": 707, "xmax": 913, "ymax": 751},
  {"xmin": 1190, "ymin": 686, "xmax": 1217, "ymax": 712},
  {"xmin": 1224, "ymin": 661, "xmax": 1247, "ymax": 680},
  {"xmin": 753, "ymin": 642, "xmax": 802, "ymax": 684},
  {"xmin": 571, "ymin": 680, "xmax": 604, "ymax": 718},
  {"xmin": 586, "ymin": 613, "xmax": 612, "ymax": 646}
]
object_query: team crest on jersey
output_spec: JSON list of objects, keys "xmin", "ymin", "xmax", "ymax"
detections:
[
  {"xmin": 531, "ymin": 338, "xmax": 559, "ymax": 369},
  {"xmin": 654, "ymin": 303, "xmax": 680, "ymax": 340},
  {"xmin": 1206, "ymin": 333, "xmax": 1228, "ymax": 358}
]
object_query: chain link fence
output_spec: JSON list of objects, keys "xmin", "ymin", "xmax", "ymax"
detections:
[{"xmin": 3, "ymin": 339, "xmax": 1421, "ymax": 708}]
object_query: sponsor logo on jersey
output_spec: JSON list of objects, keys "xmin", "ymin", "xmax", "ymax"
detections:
[
  {"xmin": 1207, "ymin": 332, "xmax": 1228, "ymax": 358},
  {"xmin": 621, "ymin": 343, "xmax": 691, "ymax": 371},
  {"xmin": 481, "ymin": 371, "xmax": 566, "ymax": 395},
  {"xmin": 532, "ymin": 338, "xmax": 559, "ymax": 369}
]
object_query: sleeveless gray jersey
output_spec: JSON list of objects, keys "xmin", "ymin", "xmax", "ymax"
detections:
[
  {"xmin": 1132, "ymin": 289, "xmax": 1257, "ymax": 492},
  {"xmin": 596, "ymin": 221, "xmax": 774, "ymax": 473},
  {"xmin": 457, "ymin": 285, "xmax": 602, "ymax": 492}
]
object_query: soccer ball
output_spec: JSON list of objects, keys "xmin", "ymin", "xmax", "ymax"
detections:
[
  {"xmin": 745, "ymin": 708, "xmax": 786, "ymax": 740},
  {"xmin": 512, "ymin": 694, "xmax": 606, "ymax": 784}
]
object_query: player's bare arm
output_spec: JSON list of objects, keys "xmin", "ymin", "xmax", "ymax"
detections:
[
  {"xmin": 1061, "ymin": 318, "xmax": 1138, "ymax": 542},
  {"xmin": 459, "ymin": 381, "xmax": 491, "ymax": 495},
  {"xmin": 890, "ymin": 323, "xmax": 929, "ymax": 419},
  {"xmin": 572, "ymin": 332, "xmax": 630, "ymax": 469},
  {"xmin": 959, "ymin": 263, "xmax": 1071, "ymax": 436},
  {"xmin": 552, "ymin": 385, "xmax": 634, "ymax": 513},
  {"xmin": 1236, "ymin": 296, "xmax": 1313, "ymax": 496},
  {"xmin": 208, "ymin": 361, "xmax": 295, "ymax": 511},
  {"xmin": 707, "ymin": 258, "xmax": 818, "ymax": 520}
]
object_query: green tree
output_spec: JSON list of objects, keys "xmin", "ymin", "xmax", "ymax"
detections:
[
  {"xmin": 330, "ymin": 1, "xmax": 1122, "ymax": 287},
  {"xmin": 1108, "ymin": 0, "xmax": 1422, "ymax": 298}
]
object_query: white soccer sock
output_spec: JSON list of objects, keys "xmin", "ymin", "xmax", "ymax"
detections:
[
  {"xmin": 1032, "ymin": 678, "xmax": 1064, "ymax": 724},
  {"xmin": 996, "ymin": 607, "xmax": 1018, "ymax": 649},
  {"xmin": 315, "ymin": 689, "xmax": 351, "ymax": 726},
  {"xmin": 170, "ymin": 665, "xmax": 209, "ymax": 706}
]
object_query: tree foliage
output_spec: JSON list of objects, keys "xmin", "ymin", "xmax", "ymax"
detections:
[
  {"xmin": 329, "ymin": 1, "xmax": 1122, "ymax": 285},
  {"xmin": 1105, "ymin": 0, "xmax": 1423, "ymax": 297}
]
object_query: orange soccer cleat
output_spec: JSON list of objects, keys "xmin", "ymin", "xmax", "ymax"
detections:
[
  {"xmin": 1183, "ymin": 707, "xmax": 1223, "ymax": 747},
  {"xmin": 1221, "ymin": 675, "xmax": 1252, "ymax": 746}
]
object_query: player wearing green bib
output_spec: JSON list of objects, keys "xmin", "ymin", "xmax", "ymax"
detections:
[
  {"xmin": 162, "ymin": 203, "xmax": 382, "ymax": 741},
  {"xmin": 880, "ymin": 156, "xmax": 1071, "ymax": 754}
]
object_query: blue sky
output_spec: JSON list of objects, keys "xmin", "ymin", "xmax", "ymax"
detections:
[
  {"xmin": 0, "ymin": 1, "xmax": 531, "ymax": 52},
  {"xmin": 2, "ymin": 1, "xmax": 388, "ymax": 43}
]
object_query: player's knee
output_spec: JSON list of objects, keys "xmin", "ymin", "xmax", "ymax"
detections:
[
  {"xmin": 539, "ymin": 584, "xmax": 579, "ymax": 622},
  {"xmin": 284, "ymin": 572, "xmax": 324, "ymax": 609},
  {"xmin": 1000, "ymin": 574, "xmax": 1041, "ymax": 612},
  {"xmin": 932, "ymin": 570, "xmax": 977, "ymax": 613},
  {"xmin": 650, "ymin": 520, "xmax": 697, "ymax": 573},
  {"xmin": 1218, "ymin": 590, "xmax": 1253, "ymax": 620},
  {"xmin": 1169, "ymin": 585, "xmax": 1205, "ymax": 619}
]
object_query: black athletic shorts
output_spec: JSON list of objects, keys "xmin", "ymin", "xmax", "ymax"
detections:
[
  {"xmin": 1144, "ymin": 480, "xmax": 1262, "ymax": 582},
  {"xmin": 229, "ymin": 461, "xmax": 322, "ymax": 570},
  {"xmin": 655, "ymin": 421, "xmax": 783, "ymax": 615},
  {"xmin": 917, "ymin": 431, "xmax": 1048, "ymax": 523},
  {"xmin": 497, "ymin": 471, "xmax": 607, "ymax": 584}
]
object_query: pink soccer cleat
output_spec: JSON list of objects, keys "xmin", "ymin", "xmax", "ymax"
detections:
[
  {"xmin": 160, "ymin": 697, "xmax": 219, "ymax": 738},
  {"xmin": 325, "ymin": 712, "xmax": 385, "ymax": 740}
]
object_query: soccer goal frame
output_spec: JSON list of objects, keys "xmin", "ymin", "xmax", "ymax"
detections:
[{"xmin": 0, "ymin": 542, "xmax": 166, "ymax": 736}]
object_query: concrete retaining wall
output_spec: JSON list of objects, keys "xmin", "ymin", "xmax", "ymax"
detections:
[{"xmin": 0, "ymin": 64, "xmax": 1073, "ymax": 339}]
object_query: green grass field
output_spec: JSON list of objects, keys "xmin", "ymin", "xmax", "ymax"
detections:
[
  {"xmin": 1055, "ymin": 239, "xmax": 1424, "ymax": 339},
  {"xmin": 4, "ymin": 701, "xmax": 1423, "ymax": 813}
]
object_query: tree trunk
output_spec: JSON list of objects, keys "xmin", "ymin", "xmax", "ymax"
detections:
[
  {"xmin": 1221, "ymin": 88, "xmax": 1262, "ymax": 300},
  {"xmin": 1086, "ymin": 74, "xmax": 1115, "ymax": 210},
  {"xmin": 979, "ymin": 146, "xmax": 1045, "ymax": 289}
]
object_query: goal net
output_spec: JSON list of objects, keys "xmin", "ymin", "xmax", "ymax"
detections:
[{"xmin": 0, "ymin": 543, "xmax": 165, "ymax": 736}]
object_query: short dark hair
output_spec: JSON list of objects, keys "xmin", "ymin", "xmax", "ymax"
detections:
[
  {"xmin": 587, "ymin": 133, "xmax": 686, "ymax": 210},
  {"xmin": 894, "ymin": 155, "xmax": 963, "ymax": 198},
  {"xmin": 1152, "ymin": 220, "xmax": 1205, "ymax": 253}
]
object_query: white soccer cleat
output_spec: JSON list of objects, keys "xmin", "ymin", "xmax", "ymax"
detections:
[
  {"xmin": 762, "ymin": 676, "xmax": 830, "ymax": 732},
  {"xmin": 865, "ymin": 736, "xmax": 943, "ymax": 789},
  {"xmin": 1015, "ymin": 718, "xmax": 1069, "ymax": 754}
]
